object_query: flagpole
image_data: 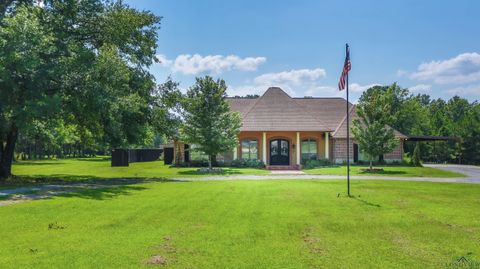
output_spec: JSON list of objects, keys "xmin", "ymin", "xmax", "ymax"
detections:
[{"xmin": 346, "ymin": 43, "xmax": 350, "ymax": 197}]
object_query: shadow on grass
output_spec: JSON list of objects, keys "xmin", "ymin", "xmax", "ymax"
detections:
[
  {"xmin": 350, "ymin": 196, "xmax": 381, "ymax": 207},
  {"xmin": 75, "ymin": 157, "xmax": 111, "ymax": 162},
  {"xmin": 13, "ymin": 161, "xmax": 67, "ymax": 166},
  {"xmin": 55, "ymin": 185, "xmax": 148, "ymax": 200},
  {"xmin": 358, "ymin": 170, "xmax": 407, "ymax": 175},
  {"xmin": 8, "ymin": 174, "xmax": 103, "ymax": 184},
  {"xmin": 5, "ymin": 174, "xmax": 184, "ymax": 186}
]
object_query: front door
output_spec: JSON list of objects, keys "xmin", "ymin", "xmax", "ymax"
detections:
[
  {"xmin": 353, "ymin": 143, "xmax": 359, "ymax": 163},
  {"xmin": 270, "ymin": 139, "xmax": 289, "ymax": 165}
]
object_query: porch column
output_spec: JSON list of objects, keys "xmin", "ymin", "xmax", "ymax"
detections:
[
  {"xmin": 262, "ymin": 132, "xmax": 267, "ymax": 164},
  {"xmin": 325, "ymin": 132, "xmax": 329, "ymax": 159},
  {"xmin": 296, "ymin": 132, "xmax": 300, "ymax": 165},
  {"xmin": 233, "ymin": 145, "xmax": 238, "ymax": 160}
]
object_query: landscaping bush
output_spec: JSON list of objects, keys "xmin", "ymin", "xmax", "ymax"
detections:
[
  {"xmin": 230, "ymin": 159, "xmax": 265, "ymax": 168},
  {"xmin": 173, "ymin": 159, "xmax": 265, "ymax": 168},
  {"xmin": 411, "ymin": 143, "xmax": 422, "ymax": 167},
  {"xmin": 303, "ymin": 159, "xmax": 332, "ymax": 169}
]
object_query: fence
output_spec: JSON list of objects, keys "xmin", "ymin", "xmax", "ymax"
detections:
[{"xmin": 111, "ymin": 149, "xmax": 163, "ymax": 167}]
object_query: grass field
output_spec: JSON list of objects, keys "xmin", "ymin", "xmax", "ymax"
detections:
[
  {"xmin": 10, "ymin": 157, "xmax": 269, "ymax": 182},
  {"xmin": 305, "ymin": 165, "xmax": 465, "ymax": 178},
  {"xmin": 1, "ymin": 179, "xmax": 479, "ymax": 268},
  {"xmin": 10, "ymin": 158, "xmax": 463, "ymax": 184}
]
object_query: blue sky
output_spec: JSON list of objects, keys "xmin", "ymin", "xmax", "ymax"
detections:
[{"xmin": 126, "ymin": 0, "xmax": 480, "ymax": 102}]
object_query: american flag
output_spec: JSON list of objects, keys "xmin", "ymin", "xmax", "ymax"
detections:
[{"xmin": 338, "ymin": 44, "xmax": 351, "ymax": 91}]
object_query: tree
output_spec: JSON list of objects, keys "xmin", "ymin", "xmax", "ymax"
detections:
[
  {"xmin": 352, "ymin": 84, "xmax": 399, "ymax": 170},
  {"xmin": 151, "ymin": 78, "xmax": 184, "ymax": 139},
  {"xmin": 181, "ymin": 76, "xmax": 242, "ymax": 170},
  {"xmin": 411, "ymin": 142, "xmax": 422, "ymax": 166},
  {"xmin": 0, "ymin": 1, "xmax": 161, "ymax": 180}
]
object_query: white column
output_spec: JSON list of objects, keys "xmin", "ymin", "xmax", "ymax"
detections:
[
  {"xmin": 262, "ymin": 132, "xmax": 267, "ymax": 164},
  {"xmin": 325, "ymin": 132, "xmax": 329, "ymax": 159},
  {"xmin": 233, "ymin": 145, "xmax": 238, "ymax": 160},
  {"xmin": 296, "ymin": 132, "xmax": 301, "ymax": 165}
]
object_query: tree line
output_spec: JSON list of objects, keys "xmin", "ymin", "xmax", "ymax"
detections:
[
  {"xmin": 0, "ymin": 0, "xmax": 166, "ymax": 179},
  {"xmin": 356, "ymin": 84, "xmax": 480, "ymax": 165},
  {"xmin": 1, "ymin": 1, "xmax": 478, "ymax": 181}
]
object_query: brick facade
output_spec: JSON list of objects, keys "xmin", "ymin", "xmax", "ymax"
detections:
[{"xmin": 332, "ymin": 138, "xmax": 404, "ymax": 164}]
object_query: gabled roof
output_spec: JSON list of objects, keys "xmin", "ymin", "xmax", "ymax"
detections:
[
  {"xmin": 227, "ymin": 87, "xmax": 405, "ymax": 138},
  {"xmin": 228, "ymin": 87, "xmax": 331, "ymax": 131}
]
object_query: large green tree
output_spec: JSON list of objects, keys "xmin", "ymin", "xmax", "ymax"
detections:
[
  {"xmin": 352, "ymin": 84, "xmax": 399, "ymax": 170},
  {"xmin": 0, "ymin": 1, "xmax": 161, "ymax": 180},
  {"xmin": 181, "ymin": 76, "xmax": 242, "ymax": 170}
]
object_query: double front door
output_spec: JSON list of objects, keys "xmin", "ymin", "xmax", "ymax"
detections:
[{"xmin": 270, "ymin": 139, "xmax": 289, "ymax": 165}]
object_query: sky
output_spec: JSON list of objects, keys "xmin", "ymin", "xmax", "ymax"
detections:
[{"xmin": 125, "ymin": 0, "xmax": 480, "ymax": 102}]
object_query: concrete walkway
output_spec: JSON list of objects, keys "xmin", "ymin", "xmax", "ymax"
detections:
[
  {"xmin": 170, "ymin": 174, "xmax": 478, "ymax": 183},
  {"xmin": 424, "ymin": 164, "xmax": 480, "ymax": 178}
]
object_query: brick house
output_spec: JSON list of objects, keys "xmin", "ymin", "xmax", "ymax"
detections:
[
  {"xmin": 229, "ymin": 86, "xmax": 406, "ymax": 166},
  {"xmin": 171, "ymin": 87, "xmax": 406, "ymax": 167}
]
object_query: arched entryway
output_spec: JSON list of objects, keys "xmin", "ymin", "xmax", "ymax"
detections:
[{"xmin": 270, "ymin": 139, "xmax": 289, "ymax": 165}]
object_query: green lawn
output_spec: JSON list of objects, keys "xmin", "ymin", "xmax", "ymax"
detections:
[
  {"xmin": 11, "ymin": 157, "xmax": 269, "ymax": 183},
  {"xmin": 305, "ymin": 165, "xmax": 464, "ymax": 178},
  {"xmin": 10, "ymin": 158, "xmax": 463, "ymax": 185},
  {"xmin": 1, "ymin": 180, "xmax": 479, "ymax": 268}
]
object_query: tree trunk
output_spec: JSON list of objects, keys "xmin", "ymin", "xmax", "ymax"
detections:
[
  {"xmin": 0, "ymin": 124, "xmax": 18, "ymax": 180},
  {"xmin": 369, "ymin": 160, "xmax": 373, "ymax": 170},
  {"xmin": 208, "ymin": 155, "xmax": 212, "ymax": 171}
]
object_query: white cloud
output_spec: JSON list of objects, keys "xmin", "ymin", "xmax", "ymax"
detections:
[
  {"xmin": 396, "ymin": 69, "xmax": 408, "ymax": 77},
  {"xmin": 445, "ymin": 84, "xmax": 480, "ymax": 95},
  {"xmin": 409, "ymin": 84, "xmax": 432, "ymax": 93},
  {"xmin": 304, "ymin": 86, "xmax": 340, "ymax": 97},
  {"xmin": 228, "ymin": 68, "xmax": 331, "ymax": 97},
  {"xmin": 410, "ymin": 52, "xmax": 480, "ymax": 84},
  {"xmin": 227, "ymin": 85, "xmax": 268, "ymax": 97},
  {"xmin": 170, "ymin": 54, "xmax": 266, "ymax": 75},
  {"xmin": 253, "ymin": 68, "xmax": 326, "ymax": 86},
  {"xmin": 155, "ymin": 54, "xmax": 172, "ymax": 67},
  {"xmin": 349, "ymin": 83, "xmax": 381, "ymax": 93}
]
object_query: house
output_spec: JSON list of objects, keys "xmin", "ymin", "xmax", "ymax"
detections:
[
  {"xmin": 228, "ymin": 86, "xmax": 406, "ymax": 167},
  {"xmin": 168, "ymin": 87, "xmax": 406, "ymax": 168}
]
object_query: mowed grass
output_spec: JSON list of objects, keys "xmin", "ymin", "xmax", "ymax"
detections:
[
  {"xmin": 305, "ymin": 165, "xmax": 464, "ymax": 178},
  {"xmin": 10, "ymin": 158, "xmax": 463, "ymax": 184},
  {"xmin": 11, "ymin": 157, "xmax": 269, "ymax": 182},
  {"xmin": 0, "ymin": 180, "xmax": 479, "ymax": 268}
]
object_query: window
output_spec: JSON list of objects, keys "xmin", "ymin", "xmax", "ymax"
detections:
[
  {"xmin": 301, "ymin": 139, "xmax": 317, "ymax": 162},
  {"xmin": 241, "ymin": 139, "xmax": 258, "ymax": 160}
]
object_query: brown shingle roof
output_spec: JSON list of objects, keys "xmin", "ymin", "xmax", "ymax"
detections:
[
  {"xmin": 228, "ymin": 87, "xmax": 328, "ymax": 131},
  {"xmin": 227, "ymin": 87, "xmax": 405, "ymax": 138}
]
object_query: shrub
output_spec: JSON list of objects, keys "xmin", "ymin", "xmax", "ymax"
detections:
[
  {"xmin": 303, "ymin": 158, "xmax": 332, "ymax": 169},
  {"xmin": 173, "ymin": 159, "xmax": 265, "ymax": 168},
  {"xmin": 411, "ymin": 143, "xmax": 422, "ymax": 167},
  {"xmin": 230, "ymin": 159, "xmax": 265, "ymax": 168}
]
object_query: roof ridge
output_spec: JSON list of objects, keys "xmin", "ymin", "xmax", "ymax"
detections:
[
  {"xmin": 293, "ymin": 97, "xmax": 346, "ymax": 100},
  {"xmin": 242, "ymin": 87, "xmax": 324, "ymax": 127},
  {"xmin": 240, "ymin": 88, "xmax": 270, "ymax": 119},
  {"xmin": 332, "ymin": 104, "xmax": 355, "ymax": 137}
]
